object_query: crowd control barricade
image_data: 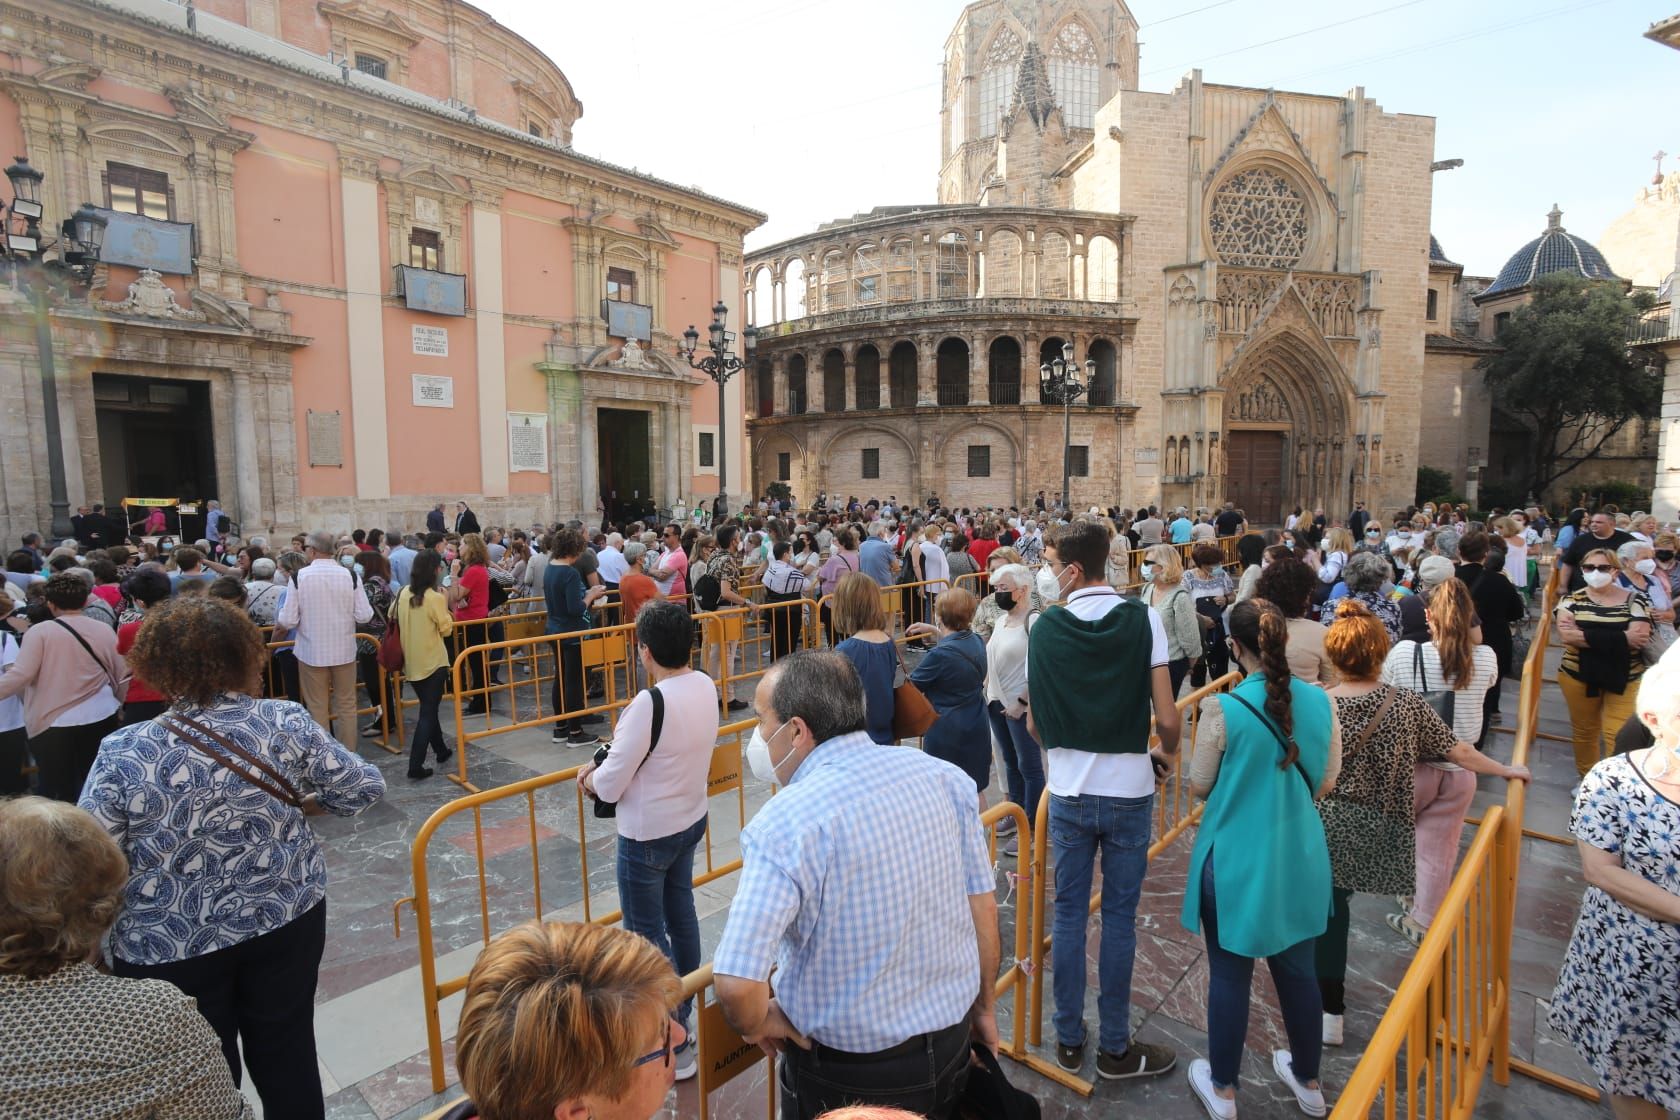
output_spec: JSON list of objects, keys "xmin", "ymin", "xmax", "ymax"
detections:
[
  {"xmin": 258, "ymin": 628, "xmax": 397, "ymax": 755},
  {"xmin": 1020, "ymin": 669, "xmax": 1243, "ymax": 1096},
  {"xmin": 1331, "ymin": 568, "xmax": 1600, "ymax": 1115},
  {"xmin": 681, "ymin": 964, "xmax": 777, "ymax": 1120},
  {"xmin": 395, "ymin": 715, "xmax": 758, "ymax": 1093}
]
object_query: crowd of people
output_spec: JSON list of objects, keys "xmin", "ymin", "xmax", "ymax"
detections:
[{"xmin": 0, "ymin": 490, "xmax": 1676, "ymax": 1120}]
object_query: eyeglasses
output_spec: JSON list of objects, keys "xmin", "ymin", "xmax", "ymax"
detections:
[
  {"xmin": 1579, "ymin": 564, "xmax": 1615, "ymax": 573},
  {"xmin": 632, "ymin": 1019, "xmax": 674, "ymax": 1069},
  {"xmin": 1658, "ymin": 551, "xmax": 1675, "ymax": 562}
]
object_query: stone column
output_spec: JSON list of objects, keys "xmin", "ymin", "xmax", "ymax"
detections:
[
  {"xmin": 916, "ymin": 335, "xmax": 937, "ymax": 406},
  {"xmin": 972, "ymin": 332, "xmax": 988, "ymax": 404},
  {"xmin": 663, "ymin": 401, "xmax": 684, "ymax": 508},
  {"xmin": 579, "ymin": 393, "xmax": 599, "ymax": 522},
  {"xmin": 230, "ymin": 367, "xmax": 264, "ymax": 530},
  {"xmin": 774, "ymin": 354, "xmax": 789, "ymax": 416},
  {"xmin": 844, "ymin": 359, "xmax": 857, "ymax": 410}
]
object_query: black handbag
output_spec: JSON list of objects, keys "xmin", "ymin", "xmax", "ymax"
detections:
[
  {"xmin": 589, "ymin": 686, "xmax": 664, "ymax": 819},
  {"xmin": 1413, "ymin": 641, "xmax": 1456, "ymax": 727},
  {"xmin": 957, "ymin": 1043, "xmax": 1040, "ymax": 1120}
]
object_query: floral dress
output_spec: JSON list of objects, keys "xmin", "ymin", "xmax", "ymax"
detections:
[{"xmin": 1548, "ymin": 753, "xmax": 1680, "ymax": 1109}]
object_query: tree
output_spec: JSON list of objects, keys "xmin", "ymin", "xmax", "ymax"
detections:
[
  {"xmin": 1478, "ymin": 273, "xmax": 1659, "ymax": 500},
  {"xmin": 1415, "ymin": 466, "xmax": 1454, "ymax": 505}
]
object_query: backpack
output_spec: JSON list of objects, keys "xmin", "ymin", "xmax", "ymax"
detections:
[
  {"xmin": 215, "ymin": 512, "xmax": 231, "ymax": 534},
  {"xmin": 693, "ymin": 561, "xmax": 723, "ymax": 612}
]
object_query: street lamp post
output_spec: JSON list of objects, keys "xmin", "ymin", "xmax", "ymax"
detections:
[
  {"xmin": 679, "ymin": 301, "xmax": 756, "ymax": 521},
  {"xmin": 1039, "ymin": 340, "xmax": 1094, "ymax": 513},
  {"xmin": 2, "ymin": 157, "xmax": 106, "ymax": 542}
]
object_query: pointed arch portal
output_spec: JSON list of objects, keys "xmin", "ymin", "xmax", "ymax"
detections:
[{"xmin": 1221, "ymin": 327, "xmax": 1353, "ymax": 523}]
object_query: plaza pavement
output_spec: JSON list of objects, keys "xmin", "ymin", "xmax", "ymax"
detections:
[{"xmin": 257, "ymin": 639, "xmax": 1603, "ymax": 1120}]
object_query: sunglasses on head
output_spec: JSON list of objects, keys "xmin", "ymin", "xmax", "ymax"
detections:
[{"xmin": 1579, "ymin": 563, "xmax": 1615, "ymax": 573}]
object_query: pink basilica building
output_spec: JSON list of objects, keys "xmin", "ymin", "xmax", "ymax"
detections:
[{"xmin": 0, "ymin": 0, "xmax": 762, "ymax": 542}]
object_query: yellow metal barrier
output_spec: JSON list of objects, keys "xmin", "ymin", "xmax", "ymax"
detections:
[
  {"xmin": 397, "ymin": 716, "xmax": 757, "ymax": 1093},
  {"xmin": 259, "ymin": 629, "xmax": 397, "ymax": 755}
]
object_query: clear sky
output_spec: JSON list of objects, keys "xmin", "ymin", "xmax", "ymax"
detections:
[{"xmin": 474, "ymin": 0, "xmax": 1674, "ymax": 280}]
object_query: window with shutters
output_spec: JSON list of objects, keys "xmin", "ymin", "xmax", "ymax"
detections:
[
  {"xmin": 967, "ymin": 445, "xmax": 991, "ymax": 477},
  {"xmin": 1068, "ymin": 445, "xmax": 1090, "ymax": 476},
  {"xmin": 106, "ymin": 163, "xmax": 171, "ymax": 221},
  {"xmin": 698, "ymin": 432, "xmax": 715, "ymax": 468},
  {"xmin": 862, "ymin": 448, "xmax": 881, "ymax": 480},
  {"xmin": 408, "ymin": 228, "xmax": 442, "ymax": 271}
]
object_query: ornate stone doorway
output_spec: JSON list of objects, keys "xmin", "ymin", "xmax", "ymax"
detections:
[{"xmin": 1221, "ymin": 325, "xmax": 1354, "ymax": 517}]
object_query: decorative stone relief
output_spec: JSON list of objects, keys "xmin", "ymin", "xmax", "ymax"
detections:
[
  {"xmin": 1208, "ymin": 168, "xmax": 1309, "ymax": 269},
  {"xmin": 97, "ymin": 270, "xmax": 208, "ymax": 322},
  {"xmin": 614, "ymin": 337, "xmax": 650, "ymax": 371},
  {"xmin": 1232, "ymin": 380, "xmax": 1290, "ymax": 423}
]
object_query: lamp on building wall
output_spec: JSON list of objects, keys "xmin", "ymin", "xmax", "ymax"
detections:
[
  {"xmin": 1039, "ymin": 340, "xmax": 1094, "ymax": 512},
  {"xmin": 2, "ymin": 155, "xmax": 106, "ymax": 541},
  {"xmin": 679, "ymin": 300, "xmax": 757, "ymax": 518}
]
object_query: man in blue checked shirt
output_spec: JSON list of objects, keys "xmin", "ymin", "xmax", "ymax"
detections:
[{"xmin": 714, "ymin": 651, "xmax": 1001, "ymax": 1120}]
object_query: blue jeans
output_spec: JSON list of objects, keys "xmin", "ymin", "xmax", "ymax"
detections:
[
  {"xmin": 1049, "ymin": 791, "xmax": 1152, "ymax": 1053},
  {"xmin": 617, "ymin": 814, "xmax": 708, "ymax": 1025},
  {"xmin": 986, "ymin": 702, "xmax": 1045, "ymax": 824},
  {"xmin": 1198, "ymin": 854, "xmax": 1322, "ymax": 1090}
]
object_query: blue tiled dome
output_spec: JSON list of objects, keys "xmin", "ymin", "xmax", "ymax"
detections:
[{"xmin": 1482, "ymin": 204, "xmax": 1621, "ymax": 296}]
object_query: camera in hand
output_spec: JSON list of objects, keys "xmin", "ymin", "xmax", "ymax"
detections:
[
  {"xmin": 584, "ymin": 687, "xmax": 665, "ymax": 821},
  {"xmin": 590, "ymin": 742, "xmax": 618, "ymax": 818}
]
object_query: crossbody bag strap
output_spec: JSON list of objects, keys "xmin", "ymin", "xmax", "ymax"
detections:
[
  {"xmin": 158, "ymin": 712, "xmax": 305, "ymax": 809},
  {"xmin": 51, "ymin": 618, "xmax": 119, "ymax": 694},
  {"xmin": 1226, "ymin": 692, "xmax": 1316, "ymax": 797},
  {"xmin": 1349, "ymin": 684, "xmax": 1398, "ymax": 756},
  {"xmin": 1413, "ymin": 640, "xmax": 1431, "ymax": 691}
]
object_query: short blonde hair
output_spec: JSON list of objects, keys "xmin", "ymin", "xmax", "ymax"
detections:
[
  {"xmin": 1324, "ymin": 527, "xmax": 1354, "ymax": 556},
  {"xmin": 455, "ymin": 921, "xmax": 680, "ymax": 1118},
  {"xmin": 0, "ymin": 798, "xmax": 128, "ymax": 979},
  {"xmin": 832, "ymin": 570, "xmax": 886, "ymax": 635},
  {"xmin": 459, "ymin": 532, "xmax": 491, "ymax": 569},
  {"xmin": 1143, "ymin": 543, "xmax": 1183, "ymax": 583}
]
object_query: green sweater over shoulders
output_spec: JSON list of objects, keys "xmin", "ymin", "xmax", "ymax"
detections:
[{"xmin": 1026, "ymin": 599, "xmax": 1153, "ymax": 754}]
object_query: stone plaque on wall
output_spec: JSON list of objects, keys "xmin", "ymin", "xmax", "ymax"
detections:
[
  {"xmin": 307, "ymin": 410, "xmax": 343, "ymax": 467},
  {"xmin": 508, "ymin": 412, "xmax": 548, "ymax": 473},
  {"xmin": 412, "ymin": 375, "xmax": 454, "ymax": 408},
  {"xmin": 412, "ymin": 325, "xmax": 449, "ymax": 356}
]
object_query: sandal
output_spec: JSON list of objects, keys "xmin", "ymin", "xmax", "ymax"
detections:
[{"xmin": 1385, "ymin": 911, "xmax": 1425, "ymax": 946}]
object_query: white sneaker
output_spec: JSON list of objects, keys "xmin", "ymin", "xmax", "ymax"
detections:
[
  {"xmin": 1322, "ymin": 1013, "xmax": 1344, "ymax": 1047},
  {"xmin": 1188, "ymin": 1059, "xmax": 1238, "ymax": 1120},
  {"xmin": 1272, "ymin": 1050, "xmax": 1327, "ymax": 1117},
  {"xmin": 673, "ymin": 1039, "xmax": 697, "ymax": 1081}
]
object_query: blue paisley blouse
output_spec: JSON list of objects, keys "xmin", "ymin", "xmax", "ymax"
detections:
[{"xmin": 79, "ymin": 693, "xmax": 385, "ymax": 967}]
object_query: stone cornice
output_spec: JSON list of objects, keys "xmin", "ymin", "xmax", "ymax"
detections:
[{"xmin": 0, "ymin": 0, "xmax": 764, "ymax": 241}]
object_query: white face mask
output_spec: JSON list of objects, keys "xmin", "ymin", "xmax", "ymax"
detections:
[
  {"xmin": 1140, "ymin": 563, "xmax": 1156, "ymax": 582},
  {"xmin": 1036, "ymin": 565, "xmax": 1066, "ymax": 602},
  {"xmin": 1635, "ymin": 558, "xmax": 1657, "ymax": 576},
  {"xmin": 746, "ymin": 720, "xmax": 794, "ymax": 785},
  {"xmin": 1583, "ymin": 569, "xmax": 1615, "ymax": 589}
]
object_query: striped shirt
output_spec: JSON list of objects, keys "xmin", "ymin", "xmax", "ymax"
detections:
[
  {"xmin": 713, "ymin": 731, "xmax": 994, "ymax": 1052},
  {"xmin": 1556, "ymin": 587, "xmax": 1650, "ymax": 682}
]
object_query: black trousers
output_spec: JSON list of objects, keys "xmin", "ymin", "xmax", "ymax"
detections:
[
  {"xmin": 764, "ymin": 592, "xmax": 803, "ymax": 660},
  {"xmin": 778, "ymin": 1018, "xmax": 971, "ymax": 1120},
  {"xmin": 0, "ymin": 726, "xmax": 28, "ymax": 795},
  {"xmin": 115, "ymin": 900, "xmax": 328, "ymax": 1120},
  {"xmin": 457, "ymin": 620, "xmax": 490, "ymax": 708},
  {"xmin": 30, "ymin": 714, "xmax": 120, "ymax": 803},
  {"xmin": 408, "ymin": 666, "xmax": 451, "ymax": 773},
  {"xmin": 552, "ymin": 635, "xmax": 587, "ymax": 733}
]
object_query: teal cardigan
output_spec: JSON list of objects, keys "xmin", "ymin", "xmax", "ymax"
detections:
[{"xmin": 1180, "ymin": 673, "xmax": 1333, "ymax": 958}]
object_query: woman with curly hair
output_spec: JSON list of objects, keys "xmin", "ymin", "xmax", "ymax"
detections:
[
  {"xmin": 78, "ymin": 596, "xmax": 384, "ymax": 1119},
  {"xmin": 0, "ymin": 796, "xmax": 251, "ymax": 1117},
  {"xmin": 1181, "ymin": 598, "xmax": 1341, "ymax": 1120},
  {"xmin": 1256, "ymin": 554, "xmax": 1336, "ymax": 686}
]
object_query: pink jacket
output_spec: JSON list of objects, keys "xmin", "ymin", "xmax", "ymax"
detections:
[{"xmin": 0, "ymin": 613, "xmax": 131, "ymax": 737}]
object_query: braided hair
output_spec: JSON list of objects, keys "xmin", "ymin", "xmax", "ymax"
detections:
[{"xmin": 1229, "ymin": 597, "xmax": 1297, "ymax": 769}]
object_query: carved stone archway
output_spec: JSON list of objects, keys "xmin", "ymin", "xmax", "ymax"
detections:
[{"xmin": 1222, "ymin": 325, "xmax": 1354, "ymax": 520}]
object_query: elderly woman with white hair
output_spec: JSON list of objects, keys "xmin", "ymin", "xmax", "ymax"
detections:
[
  {"xmin": 1319, "ymin": 551, "xmax": 1402, "ymax": 645},
  {"xmin": 983, "ymin": 562, "xmax": 1044, "ymax": 851},
  {"xmin": 1615, "ymin": 538, "xmax": 1675, "ymax": 664},
  {"xmin": 1549, "ymin": 645, "xmax": 1680, "ymax": 1120}
]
